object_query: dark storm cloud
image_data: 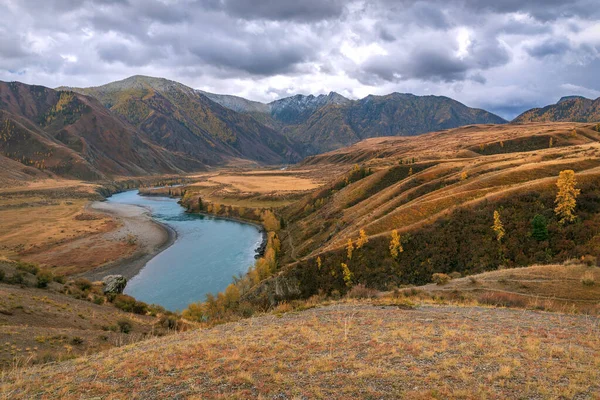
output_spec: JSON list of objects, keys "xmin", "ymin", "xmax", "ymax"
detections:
[
  {"xmin": 188, "ymin": 36, "xmax": 315, "ymax": 75},
  {"xmin": 526, "ymin": 39, "xmax": 572, "ymax": 59},
  {"xmin": 217, "ymin": 0, "xmax": 346, "ymax": 22}
]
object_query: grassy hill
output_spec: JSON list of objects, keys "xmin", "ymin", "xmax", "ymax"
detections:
[
  {"xmin": 2, "ymin": 264, "xmax": 599, "ymax": 399},
  {"xmin": 0, "ymin": 260, "xmax": 186, "ymax": 371},
  {"xmin": 220, "ymin": 122, "xmax": 600, "ymax": 304}
]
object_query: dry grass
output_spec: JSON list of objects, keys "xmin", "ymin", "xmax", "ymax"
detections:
[
  {"xmin": 2, "ymin": 302, "xmax": 598, "ymax": 399},
  {"xmin": 410, "ymin": 264, "xmax": 600, "ymax": 314},
  {"xmin": 208, "ymin": 174, "xmax": 320, "ymax": 193}
]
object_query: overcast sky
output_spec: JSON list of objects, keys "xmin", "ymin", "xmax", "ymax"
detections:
[{"xmin": 1, "ymin": 0, "xmax": 600, "ymax": 119}]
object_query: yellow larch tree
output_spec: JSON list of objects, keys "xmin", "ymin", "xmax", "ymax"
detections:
[
  {"xmin": 492, "ymin": 210, "xmax": 505, "ymax": 242},
  {"xmin": 346, "ymin": 239, "xmax": 354, "ymax": 260},
  {"xmin": 389, "ymin": 229, "xmax": 403, "ymax": 258},
  {"xmin": 355, "ymin": 229, "xmax": 369, "ymax": 249},
  {"xmin": 555, "ymin": 170, "xmax": 580, "ymax": 224}
]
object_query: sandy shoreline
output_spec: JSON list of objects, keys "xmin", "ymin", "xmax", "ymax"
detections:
[{"xmin": 80, "ymin": 201, "xmax": 177, "ymax": 281}]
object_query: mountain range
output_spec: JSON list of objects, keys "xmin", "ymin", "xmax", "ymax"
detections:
[
  {"xmin": 203, "ymin": 89, "xmax": 507, "ymax": 153},
  {"xmin": 2, "ymin": 74, "xmax": 599, "ymax": 181}
]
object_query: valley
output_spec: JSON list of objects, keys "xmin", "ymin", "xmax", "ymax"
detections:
[{"xmin": 1, "ymin": 79, "xmax": 600, "ymax": 399}]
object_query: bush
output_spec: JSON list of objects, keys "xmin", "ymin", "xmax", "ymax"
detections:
[
  {"xmin": 346, "ymin": 284, "xmax": 379, "ymax": 299},
  {"xmin": 0, "ymin": 270, "xmax": 4, "ymax": 282},
  {"xmin": 581, "ymin": 272, "xmax": 595, "ymax": 286},
  {"xmin": 432, "ymin": 273, "xmax": 451, "ymax": 285},
  {"xmin": 581, "ymin": 255, "xmax": 597, "ymax": 267},
  {"xmin": 478, "ymin": 292, "xmax": 527, "ymax": 308},
  {"xmin": 36, "ymin": 270, "xmax": 54, "ymax": 288},
  {"xmin": 73, "ymin": 278, "xmax": 92, "ymax": 292},
  {"xmin": 16, "ymin": 261, "xmax": 39, "ymax": 275},
  {"xmin": 8, "ymin": 272, "xmax": 25, "ymax": 285},
  {"xmin": 92, "ymin": 296, "xmax": 104, "ymax": 305},
  {"xmin": 53, "ymin": 275, "xmax": 66, "ymax": 284},
  {"xmin": 117, "ymin": 319, "xmax": 132, "ymax": 333},
  {"xmin": 113, "ymin": 294, "xmax": 148, "ymax": 315},
  {"xmin": 70, "ymin": 337, "xmax": 84, "ymax": 345},
  {"xmin": 449, "ymin": 271, "xmax": 462, "ymax": 279}
]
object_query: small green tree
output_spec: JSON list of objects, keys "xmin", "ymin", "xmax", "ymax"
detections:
[{"xmin": 531, "ymin": 214, "xmax": 549, "ymax": 241}]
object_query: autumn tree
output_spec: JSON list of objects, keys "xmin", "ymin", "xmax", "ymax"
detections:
[
  {"xmin": 341, "ymin": 263, "xmax": 353, "ymax": 287},
  {"xmin": 460, "ymin": 171, "xmax": 468, "ymax": 180},
  {"xmin": 346, "ymin": 239, "xmax": 354, "ymax": 260},
  {"xmin": 389, "ymin": 229, "xmax": 403, "ymax": 258},
  {"xmin": 555, "ymin": 169, "xmax": 580, "ymax": 224},
  {"xmin": 316, "ymin": 256, "xmax": 322, "ymax": 270},
  {"xmin": 355, "ymin": 229, "xmax": 368, "ymax": 249},
  {"xmin": 492, "ymin": 210, "xmax": 505, "ymax": 242}
]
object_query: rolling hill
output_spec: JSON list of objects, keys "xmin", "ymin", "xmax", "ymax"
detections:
[
  {"xmin": 514, "ymin": 96, "xmax": 600, "ymax": 123},
  {"xmin": 228, "ymin": 122, "xmax": 600, "ymax": 304}
]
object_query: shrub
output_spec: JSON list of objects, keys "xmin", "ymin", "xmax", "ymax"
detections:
[
  {"xmin": 347, "ymin": 284, "xmax": 378, "ymax": 299},
  {"xmin": 117, "ymin": 319, "xmax": 132, "ymax": 333},
  {"xmin": 92, "ymin": 296, "xmax": 104, "ymax": 305},
  {"xmin": 53, "ymin": 275, "xmax": 66, "ymax": 284},
  {"xmin": 449, "ymin": 271, "xmax": 462, "ymax": 279},
  {"xmin": 432, "ymin": 273, "xmax": 451, "ymax": 285},
  {"xmin": 16, "ymin": 261, "xmax": 39, "ymax": 275},
  {"xmin": 36, "ymin": 270, "xmax": 54, "ymax": 288},
  {"xmin": 113, "ymin": 294, "xmax": 148, "ymax": 315},
  {"xmin": 73, "ymin": 278, "xmax": 92, "ymax": 292},
  {"xmin": 70, "ymin": 337, "xmax": 84, "ymax": 345},
  {"xmin": 581, "ymin": 272, "xmax": 595, "ymax": 286},
  {"xmin": 581, "ymin": 255, "xmax": 597, "ymax": 267},
  {"xmin": 8, "ymin": 272, "xmax": 25, "ymax": 285},
  {"xmin": 478, "ymin": 292, "xmax": 527, "ymax": 308},
  {"xmin": 0, "ymin": 270, "xmax": 4, "ymax": 282}
]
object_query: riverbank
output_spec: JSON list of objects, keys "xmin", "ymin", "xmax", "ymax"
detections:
[{"xmin": 80, "ymin": 200, "xmax": 177, "ymax": 281}]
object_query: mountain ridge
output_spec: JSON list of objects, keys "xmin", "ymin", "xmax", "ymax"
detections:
[{"xmin": 513, "ymin": 96, "xmax": 600, "ymax": 123}]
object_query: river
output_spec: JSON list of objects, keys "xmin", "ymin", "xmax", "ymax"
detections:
[{"xmin": 107, "ymin": 191, "xmax": 263, "ymax": 311}]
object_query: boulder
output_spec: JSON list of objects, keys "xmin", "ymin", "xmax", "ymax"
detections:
[{"xmin": 102, "ymin": 275, "xmax": 127, "ymax": 294}]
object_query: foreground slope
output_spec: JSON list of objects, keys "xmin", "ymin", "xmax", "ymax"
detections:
[{"xmin": 3, "ymin": 298, "xmax": 598, "ymax": 399}]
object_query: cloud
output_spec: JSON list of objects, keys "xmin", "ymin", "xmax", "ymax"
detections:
[
  {"xmin": 0, "ymin": 0, "xmax": 599, "ymax": 119},
  {"xmin": 526, "ymin": 39, "xmax": 572, "ymax": 58},
  {"xmin": 218, "ymin": 0, "xmax": 346, "ymax": 22}
]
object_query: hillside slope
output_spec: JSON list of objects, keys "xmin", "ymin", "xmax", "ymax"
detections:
[
  {"xmin": 514, "ymin": 96, "xmax": 600, "ymax": 123},
  {"xmin": 233, "ymin": 122, "xmax": 600, "ymax": 303},
  {"xmin": 0, "ymin": 81, "xmax": 204, "ymax": 180},
  {"xmin": 66, "ymin": 76, "xmax": 302, "ymax": 165},
  {"xmin": 3, "ymin": 299, "xmax": 598, "ymax": 399}
]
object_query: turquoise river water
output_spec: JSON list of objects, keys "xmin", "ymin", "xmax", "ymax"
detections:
[{"xmin": 107, "ymin": 190, "xmax": 263, "ymax": 311}]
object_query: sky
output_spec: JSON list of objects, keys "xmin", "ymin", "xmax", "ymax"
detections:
[{"xmin": 1, "ymin": 0, "xmax": 600, "ymax": 119}]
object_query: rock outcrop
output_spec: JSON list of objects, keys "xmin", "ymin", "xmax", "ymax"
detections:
[{"xmin": 102, "ymin": 275, "xmax": 127, "ymax": 294}]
